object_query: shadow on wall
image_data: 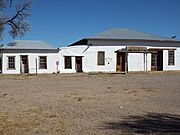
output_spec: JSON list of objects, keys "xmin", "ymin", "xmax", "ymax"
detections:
[{"xmin": 100, "ymin": 113, "xmax": 180, "ymax": 134}]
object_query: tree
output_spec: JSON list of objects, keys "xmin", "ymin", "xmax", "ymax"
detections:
[{"xmin": 0, "ymin": 0, "xmax": 31, "ymax": 40}]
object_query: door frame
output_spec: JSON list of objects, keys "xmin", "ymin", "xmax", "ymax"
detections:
[
  {"xmin": 116, "ymin": 52, "xmax": 126, "ymax": 72},
  {"xmin": 75, "ymin": 56, "xmax": 83, "ymax": 72},
  {"xmin": 151, "ymin": 50, "xmax": 163, "ymax": 71},
  {"xmin": 20, "ymin": 55, "xmax": 29, "ymax": 73}
]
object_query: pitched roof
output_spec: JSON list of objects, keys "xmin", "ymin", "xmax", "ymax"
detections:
[
  {"xmin": 87, "ymin": 28, "xmax": 179, "ymax": 42},
  {"xmin": 1, "ymin": 40, "xmax": 56, "ymax": 50}
]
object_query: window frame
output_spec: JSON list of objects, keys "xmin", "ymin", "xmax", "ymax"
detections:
[
  {"xmin": 151, "ymin": 53, "xmax": 157, "ymax": 66},
  {"xmin": 168, "ymin": 50, "xmax": 175, "ymax": 66},
  {"xmin": 97, "ymin": 51, "xmax": 105, "ymax": 66},
  {"xmin": 39, "ymin": 56, "xmax": 47, "ymax": 69},
  {"xmin": 7, "ymin": 56, "xmax": 16, "ymax": 70},
  {"xmin": 64, "ymin": 56, "xmax": 72, "ymax": 69}
]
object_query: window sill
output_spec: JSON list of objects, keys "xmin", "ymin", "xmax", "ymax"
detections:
[
  {"xmin": 7, "ymin": 68, "xmax": 16, "ymax": 70},
  {"xmin": 97, "ymin": 65, "xmax": 105, "ymax": 66}
]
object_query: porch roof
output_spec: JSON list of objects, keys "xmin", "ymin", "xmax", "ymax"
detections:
[
  {"xmin": 116, "ymin": 46, "xmax": 150, "ymax": 53},
  {"xmin": 116, "ymin": 46, "xmax": 176, "ymax": 53}
]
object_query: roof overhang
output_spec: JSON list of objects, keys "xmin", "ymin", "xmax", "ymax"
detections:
[
  {"xmin": 115, "ymin": 46, "xmax": 177, "ymax": 53},
  {"xmin": 86, "ymin": 38, "xmax": 180, "ymax": 43},
  {"xmin": 0, "ymin": 49, "xmax": 59, "ymax": 53}
]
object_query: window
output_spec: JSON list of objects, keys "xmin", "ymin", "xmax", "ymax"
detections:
[
  {"xmin": 151, "ymin": 53, "xmax": 157, "ymax": 66},
  {"xmin": 39, "ymin": 56, "xmax": 47, "ymax": 69},
  {"xmin": 64, "ymin": 56, "xmax": 72, "ymax": 69},
  {"xmin": 97, "ymin": 51, "xmax": 105, "ymax": 65},
  {"xmin": 168, "ymin": 50, "xmax": 175, "ymax": 65},
  {"xmin": 8, "ymin": 56, "xmax": 15, "ymax": 69}
]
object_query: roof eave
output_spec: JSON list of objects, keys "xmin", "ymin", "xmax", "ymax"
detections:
[
  {"xmin": 0, "ymin": 48, "xmax": 59, "ymax": 53},
  {"xmin": 85, "ymin": 38, "xmax": 180, "ymax": 43}
]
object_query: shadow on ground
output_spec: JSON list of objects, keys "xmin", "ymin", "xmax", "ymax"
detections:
[{"xmin": 100, "ymin": 113, "xmax": 180, "ymax": 134}]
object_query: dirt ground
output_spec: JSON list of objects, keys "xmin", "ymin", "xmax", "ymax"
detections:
[{"xmin": 0, "ymin": 72, "xmax": 180, "ymax": 135}]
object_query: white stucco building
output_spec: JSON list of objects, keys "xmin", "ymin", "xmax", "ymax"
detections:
[
  {"xmin": 0, "ymin": 28, "xmax": 180, "ymax": 74},
  {"xmin": 59, "ymin": 28, "xmax": 180, "ymax": 73},
  {"xmin": 0, "ymin": 40, "xmax": 59, "ymax": 74}
]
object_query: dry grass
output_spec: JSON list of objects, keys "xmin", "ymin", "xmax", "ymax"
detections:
[
  {"xmin": 0, "ymin": 107, "xmax": 66, "ymax": 135},
  {"xmin": 0, "ymin": 72, "xmax": 179, "ymax": 135}
]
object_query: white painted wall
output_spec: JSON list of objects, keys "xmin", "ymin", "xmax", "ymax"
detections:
[
  {"xmin": 147, "ymin": 53, "xmax": 151, "ymax": 71},
  {"xmin": 147, "ymin": 46, "xmax": 180, "ymax": 71},
  {"xmin": 128, "ymin": 53, "xmax": 144, "ymax": 72},
  {"xmin": 59, "ymin": 45, "xmax": 180, "ymax": 73},
  {"xmin": 163, "ymin": 48, "xmax": 180, "ymax": 71},
  {"xmin": 1, "ymin": 45, "xmax": 180, "ymax": 74},
  {"xmin": 59, "ymin": 56, "xmax": 76, "ymax": 73},
  {"xmin": 58, "ymin": 45, "xmax": 126, "ymax": 73},
  {"xmin": 2, "ymin": 53, "xmax": 59, "ymax": 74},
  {"xmin": 58, "ymin": 46, "xmax": 86, "ymax": 73},
  {"xmin": 83, "ymin": 46, "xmax": 126, "ymax": 72},
  {"xmin": 128, "ymin": 53, "xmax": 151, "ymax": 72}
]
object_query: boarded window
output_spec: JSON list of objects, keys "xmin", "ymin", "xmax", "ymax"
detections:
[
  {"xmin": 8, "ymin": 56, "xmax": 15, "ymax": 69},
  {"xmin": 65, "ymin": 56, "xmax": 72, "ymax": 69},
  {"xmin": 39, "ymin": 56, "xmax": 47, "ymax": 69},
  {"xmin": 97, "ymin": 51, "xmax": 105, "ymax": 66},
  {"xmin": 168, "ymin": 50, "xmax": 175, "ymax": 65}
]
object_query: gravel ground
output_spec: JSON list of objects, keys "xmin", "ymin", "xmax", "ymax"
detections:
[{"xmin": 0, "ymin": 72, "xmax": 180, "ymax": 135}]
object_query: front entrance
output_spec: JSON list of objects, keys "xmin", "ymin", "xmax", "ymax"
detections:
[
  {"xmin": 75, "ymin": 56, "xmax": 83, "ymax": 72},
  {"xmin": 116, "ymin": 52, "xmax": 125, "ymax": 72},
  {"xmin": 20, "ymin": 55, "xmax": 29, "ymax": 73},
  {"xmin": 151, "ymin": 51, "xmax": 163, "ymax": 71}
]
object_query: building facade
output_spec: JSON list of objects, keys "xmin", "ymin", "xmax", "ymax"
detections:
[
  {"xmin": 0, "ymin": 40, "xmax": 59, "ymax": 74},
  {"xmin": 1, "ymin": 28, "xmax": 180, "ymax": 74},
  {"xmin": 60, "ymin": 28, "xmax": 180, "ymax": 73}
]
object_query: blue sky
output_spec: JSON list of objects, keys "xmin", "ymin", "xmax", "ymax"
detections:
[{"xmin": 2, "ymin": 0, "xmax": 180, "ymax": 47}]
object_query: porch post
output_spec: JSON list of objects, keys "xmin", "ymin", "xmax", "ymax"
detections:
[
  {"xmin": 125, "ymin": 52, "xmax": 128, "ymax": 74},
  {"xmin": 146, "ymin": 52, "xmax": 148, "ymax": 73},
  {"xmin": 144, "ymin": 53, "xmax": 145, "ymax": 72}
]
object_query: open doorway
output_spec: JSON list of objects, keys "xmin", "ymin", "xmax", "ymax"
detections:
[
  {"xmin": 20, "ymin": 55, "xmax": 29, "ymax": 73},
  {"xmin": 151, "ymin": 50, "xmax": 163, "ymax": 71},
  {"xmin": 75, "ymin": 56, "xmax": 83, "ymax": 72},
  {"xmin": 116, "ymin": 52, "xmax": 125, "ymax": 72}
]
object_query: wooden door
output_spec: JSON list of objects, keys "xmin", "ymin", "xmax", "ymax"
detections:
[
  {"xmin": 76, "ymin": 57, "xmax": 82, "ymax": 72},
  {"xmin": 151, "ymin": 51, "xmax": 163, "ymax": 71},
  {"xmin": 116, "ymin": 52, "xmax": 125, "ymax": 72},
  {"xmin": 21, "ymin": 56, "xmax": 29, "ymax": 73}
]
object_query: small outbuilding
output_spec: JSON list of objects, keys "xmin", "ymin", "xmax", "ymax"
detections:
[{"xmin": 0, "ymin": 40, "xmax": 59, "ymax": 74}]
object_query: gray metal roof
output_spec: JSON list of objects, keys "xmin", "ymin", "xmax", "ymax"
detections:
[
  {"xmin": 1, "ymin": 40, "xmax": 56, "ymax": 50},
  {"xmin": 87, "ymin": 28, "xmax": 180, "ymax": 42}
]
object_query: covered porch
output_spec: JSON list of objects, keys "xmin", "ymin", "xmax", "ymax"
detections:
[{"xmin": 115, "ymin": 46, "xmax": 165, "ymax": 73}]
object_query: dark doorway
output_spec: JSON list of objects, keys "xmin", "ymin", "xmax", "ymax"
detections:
[
  {"xmin": 20, "ymin": 55, "xmax": 29, "ymax": 73},
  {"xmin": 116, "ymin": 52, "xmax": 125, "ymax": 72},
  {"xmin": 75, "ymin": 56, "xmax": 83, "ymax": 72},
  {"xmin": 151, "ymin": 51, "xmax": 163, "ymax": 71}
]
